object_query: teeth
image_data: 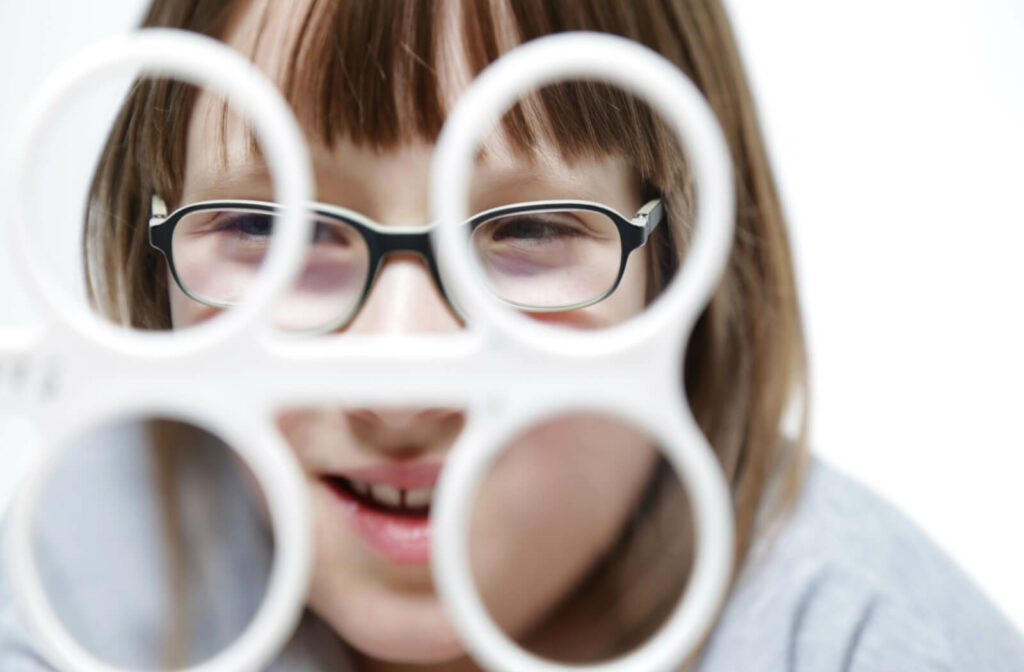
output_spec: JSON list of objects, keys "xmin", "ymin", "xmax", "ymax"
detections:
[
  {"xmin": 370, "ymin": 484, "xmax": 402, "ymax": 507},
  {"xmin": 404, "ymin": 487, "xmax": 434, "ymax": 509},
  {"xmin": 343, "ymin": 477, "xmax": 434, "ymax": 511}
]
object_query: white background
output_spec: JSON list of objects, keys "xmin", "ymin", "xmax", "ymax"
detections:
[{"xmin": 1, "ymin": 0, "xmax": 1022, "ymax": 634}]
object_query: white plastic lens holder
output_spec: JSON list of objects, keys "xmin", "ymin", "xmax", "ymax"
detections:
[
  {"xmin": 1, "ymin": 28, "xmax": 739, "ymax": 672},
  {"xmin": 429, "ymin": 33, "xmax": 736, "ymax": 672},
  {"xmin": 3, "ymin": 30, "xmax": 315, "ymax": 672}
]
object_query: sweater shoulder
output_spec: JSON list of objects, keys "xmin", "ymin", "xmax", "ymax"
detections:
[{"xmin": 697, "ymin": 458, "xmax": 1024, "ymax": 671}]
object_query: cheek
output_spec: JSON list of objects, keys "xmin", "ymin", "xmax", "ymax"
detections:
[
  {"xmin": 168, "ymin": 275, "xmax": 221, "ymax": 328},
  {"xmin": 528, "ymin": 251, "xmax": 648, "ymax": 329},
  {"xmin": 470, "ymin": 414, "xmax": 659, "ymax": 637},
  {"xmin": 274, "ymin": 408, "xmax": 354, "ymax": 472}
]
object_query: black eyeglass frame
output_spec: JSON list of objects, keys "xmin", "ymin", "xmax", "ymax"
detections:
[{"xmin": 148, "ymin": 195, "xmax": 665, "ymax": 332}]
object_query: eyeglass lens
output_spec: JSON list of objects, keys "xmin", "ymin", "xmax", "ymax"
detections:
[{"xmin": 471, "ymin": 209, "xmax": 622, "ymax": 310}]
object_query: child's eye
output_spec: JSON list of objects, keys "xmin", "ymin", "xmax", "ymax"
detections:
[
  {"xmin": 483, "ymin": 216, "xmax": 588, "ymax": 243},
  {"xmin": 312, "ymin": 220, "xmax": 355, "ymax": 246},
  {"xmin": 209, "ymin": 213, "xmax": 354, "ymax": 247},
  {"xmin": 213, "ymin": 212, "xmax": 273, "ymax": 239}
]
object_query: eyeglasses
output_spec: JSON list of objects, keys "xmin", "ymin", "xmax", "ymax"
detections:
[{"xmin": 148, "ymin": 195, "xmax": 665, "ymax": 333}]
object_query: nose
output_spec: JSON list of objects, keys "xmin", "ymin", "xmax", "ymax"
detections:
[
  {"xmin": 343, "ymin": 252, "xmax": 465, "ymax": 457},
  {"xmin": 344, "ymin": 407, "xmax": 465, "ymax": 458},
  {"xmin": 344, "ymin": 252, "xmax": 461, "ymax": 334}
]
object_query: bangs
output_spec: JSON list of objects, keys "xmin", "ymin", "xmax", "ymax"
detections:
[{"xmin": 234, "ymin": 0, "xmax": 674, "ymax": 180}]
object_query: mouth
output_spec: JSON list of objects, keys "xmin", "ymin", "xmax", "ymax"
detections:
[
  {"xmin": 327, "ymin": 476, "xmax": 434, "ymax": 516},
  {"xmin": 322, "ymin": 463, "xmax": 441, "ymax": 566}
]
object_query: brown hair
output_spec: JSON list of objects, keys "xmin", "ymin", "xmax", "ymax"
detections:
[{"xmin": 83, "ymin": 0, "xmax": 808, "ymax": 666}]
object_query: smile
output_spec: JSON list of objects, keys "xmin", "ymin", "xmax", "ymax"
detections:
[
  {"xmin": 322, "ymin": 461, "xmax": 443, "ymax": 566},
  {"xmin": 329, "ymin": 476, "xmax": 434, "ymax": 515}
]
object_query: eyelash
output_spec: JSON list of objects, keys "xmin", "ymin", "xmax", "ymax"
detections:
[
  {"xmin": 484, "ymin": 217, "xmax": 587, "ymax": 242},
  {"xmin": 211, "ymin": 214, "xmax": 351, "ymax": 246},
  {"xmin": 212, "ymin": 213, "xmax": 271, "ymax": 239}
]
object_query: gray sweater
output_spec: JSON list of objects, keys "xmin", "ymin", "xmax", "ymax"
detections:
[{"xmin": 1, "ymin": 424, "xmax": 1022, "ymax": 671}]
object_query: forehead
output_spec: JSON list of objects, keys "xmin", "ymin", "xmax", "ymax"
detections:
[
  {"xmin": 190, "ymin": 0, "xmax": 531, "ymax": 157},
  {"xmin": 181, "ymin": 0, "xmax": 638, "ymax": 211}
]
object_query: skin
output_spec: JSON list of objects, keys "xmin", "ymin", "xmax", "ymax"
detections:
[{"xmin": 167, "ymin": 1, "xmax": 660, "ymax": 669}]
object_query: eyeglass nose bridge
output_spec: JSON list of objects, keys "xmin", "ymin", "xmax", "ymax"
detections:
[
  {"xmin": 374, "ymin": 229, "xmax": 435, "ymax": 258},
  {"xmin": 364, "ymin": 229, "xmax": 463, "ymax": 323}
]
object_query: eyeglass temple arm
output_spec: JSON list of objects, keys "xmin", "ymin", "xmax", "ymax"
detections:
[
  {"xmin": 633, "ymin": 198, "xmax": 666, "ymax": 242},
  {"xmin": 150, "ymin": 195, "xmax": 168, "ymax": 227}
]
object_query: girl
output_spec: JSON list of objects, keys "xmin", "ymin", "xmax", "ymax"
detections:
[{"xmin": 2, "ymin": 1, "xmax": 1022, "ymax": 670}]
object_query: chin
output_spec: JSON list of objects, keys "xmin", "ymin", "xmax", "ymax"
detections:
[
  {"xmin": 305, "ymin": 486, "xmax": 468, "ymax": 665},
  {"xmin": 311, "ymin": 581, "xmax": 468, "ymax": 664}
]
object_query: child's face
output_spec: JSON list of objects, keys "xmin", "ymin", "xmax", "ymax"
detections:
[{"xmin": 167, "ymin": 1, "xmax": 660, "ymax": 665}]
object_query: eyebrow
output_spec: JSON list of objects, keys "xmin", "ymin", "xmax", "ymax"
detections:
[
  {"xmin": 181, "ymin": 165, "xmax": 274, "ymax": 204},
  {"xmin": 181, "ymin": 152, "xmax": 607, "ymax": 212},
  {"xmin": 470, "ymin": 166, "xmax": 597, "ymax": 207}
]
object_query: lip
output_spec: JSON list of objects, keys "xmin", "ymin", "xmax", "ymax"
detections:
[
  {"xmin": 339, "ymin": 461, "xmax": 442, "ymax": 489},
  {"xmin": 323, "ymin": 462, "xmax": 442, "ymax": 566}
]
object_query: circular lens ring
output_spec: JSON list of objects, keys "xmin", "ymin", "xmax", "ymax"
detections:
[
  {"xmin": 4, "ymin": 402, "xmax": 313, "ymax": 672},
  {"xmin": 431, "ymin": 33, "xmax": 735, "ymax": 357},
  {"xmin": 7, "ymin": 29, "xmax": 314, "ymax": 357},
  {"xmin": 432, "ymin": 398, "xmax": 734, "ymax": 672},
  {"xmin": 4, "ymin": 30, "xmax": 314, "ymax": 672}
]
